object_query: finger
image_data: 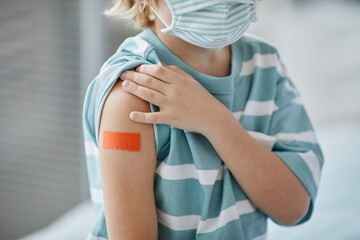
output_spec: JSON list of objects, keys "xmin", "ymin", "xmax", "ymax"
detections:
[
  {"xmin": 129, "ymin": 111, "xmax": 166, "ymax": 124},
  {"xmin": 120, "ymin": 70, "xmax": 169, "ymax": 95},
  {"xmin": 162, "ymin": 63, "xmax": 192, "ymax": 78},
  {"xmin": 136, "ymin": 64, "xmax": 181, "ymax": 84},
  {"xmin": 122, "ymin": 80, "xmax": 166, "ymax": 107}
]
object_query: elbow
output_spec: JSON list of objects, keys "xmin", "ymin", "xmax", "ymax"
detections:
[{"xmin": 275, "ymin": 196, "xmax": 310, "ymax": 226}]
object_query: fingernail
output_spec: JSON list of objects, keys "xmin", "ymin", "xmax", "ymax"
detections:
[
  {"xmin": 130, "ymin": 112, "xmax": 137, "ymax": 120},
  {"xmin": 136, "ymin": 66, "xmax": 141, "ymax": 72},
  {"xmin": 120, "ymin": 71, "xmax": 126, "ymax": 79},
  {"xmin": 122, "ymin": 80, "xmax": 129, "ymax": 88}
]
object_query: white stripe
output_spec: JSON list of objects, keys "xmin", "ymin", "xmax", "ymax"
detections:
[
  {"xmin": 276, "ymin": 58, "xmax": 288, "ymax": 78},
  {"xmin": 86, "ymin": 234, "xmax": 107, "ymax": 240},
  {"xmin": 157, "ymin": 199, "xmax": 256, "ymax": 232},
  {"xmin": 85, "ymin": 140, "xmax": 99, "ymax": 156},
  {"xmin": 274, "ymin": 130, "xmax": 318, "ymax": 144},
  {"xmin": 248, "ymin": 131, "xmax": 276, "ymax": 150},
  {"xmin": 90, "ymin": 187, "xmax": 104, "ymax": 204},
  {"xmin": 240, "ymin": 53, "xmax": 287, "ymax": 77},
  {"xmin": 297, "ymin": 151, "xmax": 321, "ymax": 187},
  {"xmin": 253, "ymin": 232, "xmax": 267, "ymax": 240},
  {"xmin": 99, "ymin": 62, "xmax": 109, "ymax": 74},
  {"xmin": 156, "ymin": 162, "xmax": 224, "ymax": 185},
  {"xmin": 291, "ymin": 97, "xmax": 302, "ymax": 105},
  {"xmin": 99, "ymin": 54, "xmax": 143, "ymax": 75},
  {"xmin": 133, "ymin": 36, "xmax": 150, "ymax": 58},
  {"xmin": 157, "ymin": 208, "xmax": 200, "ymax": 231},
  {"xmin": 243, "ymin": 100, "xmax": 278, "ymax": 116},
  {"xmin": 197, "ymin": 200, "xmax": 256, "ymax": 234},
  {"xmin": 98, "ymin": 63, "xmax": 124, "ymax": 85}
]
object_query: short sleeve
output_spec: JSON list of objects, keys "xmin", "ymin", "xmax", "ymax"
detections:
[
  {"xmin": 88, "ymin": 36, "xmax": 162, "ymax": 146},
  {"xmin": 267, "ymin": 51, "xmax": 325, "ymax": 225}
]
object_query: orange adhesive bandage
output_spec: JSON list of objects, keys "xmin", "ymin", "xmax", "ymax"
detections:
[{"xmin": 103, "ymin": 130, "xmax": 141, "ymax": 151}]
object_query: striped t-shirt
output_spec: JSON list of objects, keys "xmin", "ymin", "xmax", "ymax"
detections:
[{"xmin": 82, "ymin": 27, "xmax": 324, "ymax": 240}]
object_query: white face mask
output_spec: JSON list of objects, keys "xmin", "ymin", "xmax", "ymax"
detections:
[{"xmin": 150, "ymin": 0, "xmax": 258, "ymax": 50}]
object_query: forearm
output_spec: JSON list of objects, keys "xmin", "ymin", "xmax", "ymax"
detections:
[{"xmin": 201, "ymin": 103, "xmax": 310, "ymax": 226}]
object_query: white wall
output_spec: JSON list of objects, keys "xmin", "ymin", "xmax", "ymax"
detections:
[{"xmin": 247, "ymin": 0, "xmax": 360, "ymax": 128}]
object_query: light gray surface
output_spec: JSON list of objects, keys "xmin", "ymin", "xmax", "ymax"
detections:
[
  {"xmin": 0, "ymin": 0, "xmax": 86, "ymax": 239},
  {"xmin": 18, "ymin": 200, "xmax": 94, "ymax": 240},
  {"xmin": 248, "ymin": 0, "xmax": 360, "ymax": 127},
  {"xmin": 268, "ymin": 120, "xmax": 360, "ymax": 240}
]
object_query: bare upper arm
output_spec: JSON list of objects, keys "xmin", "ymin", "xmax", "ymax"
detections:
[{"xmin": 98, "ymin": 79, "xmax": 158, "ymax": 240}]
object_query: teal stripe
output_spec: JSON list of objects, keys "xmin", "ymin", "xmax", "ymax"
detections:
[
  {"xmin": 92, "ymin": 202, "xmax": 103, "ymax": 216},
  {"xmin": 155, "ymin": 176, "xmax": 204, "ymax": 216},
  {"xmin": 207, "ymin": 168, "xmax": 250, "ymax": 218},
  {"xmin": 90, "ymin": 206, "xmax": 108, "ymax": 239},
  {"xmin": 166, "ymin": 131, "xmax": 223, "ymax": 170},
  {"xmin": 158, "ymin": 223, "xmax": 197, "ymax": 240},
  {"xmin": 268, "ymin": 104, "xmax": 314, "ymax": 134},
  {"xmin": 240, "ymin": 115, "xmax": 272, "ymax": 132},
  {"xmin": 234, "ymin": 40, "xmax": 277, "ymax": 62},
  {"xmin": 240, "ymin": 211, "xmax": 268, "ymax": 239},
  {"xmin": 274, "ymin": 77, "xmax": 299, "ymax": 105},
  {"xmin": 237, "ymin": 68, "xmax": 277, "ymax": 101}
]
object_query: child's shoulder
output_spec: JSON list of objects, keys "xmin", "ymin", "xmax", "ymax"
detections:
[
  {"xmin": 112, "ymin": 34, "xmax": 155, "ymax": 61},
  {"xmin": 99, "ymin": 31, "xmax": 160, "ymax": 74}
]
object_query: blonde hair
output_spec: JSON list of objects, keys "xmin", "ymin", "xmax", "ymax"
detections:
[{"xmin": 103, "ymin": 0, "xmax": 157, "ymax": 29}]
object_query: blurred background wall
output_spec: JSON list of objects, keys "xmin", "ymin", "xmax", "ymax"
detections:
[{"xmin": 0, "ymin": 0, "xmax": 359, "ymax": 239}]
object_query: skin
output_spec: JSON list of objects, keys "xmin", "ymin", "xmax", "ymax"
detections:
[
  {"xmin": 122, "ymin": 0, "xmax": 311, "ymax": 226},
  {"xmin": 99, "ymin": 81, "xmax": 158, "ymax": 239}
]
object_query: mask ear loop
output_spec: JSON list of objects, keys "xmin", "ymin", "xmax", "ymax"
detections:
[
  {"xmin": 149, "ymin": 6, "xmax": 170, "ymax": 28},
  {"xmin": 139, "ymin": 2, "xmax": 146, "ymax": 13}
]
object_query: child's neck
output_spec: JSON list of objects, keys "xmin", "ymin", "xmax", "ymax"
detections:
[{"xmin": 150, "ymin": 24, "xmax": 231, "ymax": 78}]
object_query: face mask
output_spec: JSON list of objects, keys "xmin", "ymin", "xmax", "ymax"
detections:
[{"xmin": 150, "ymin": 0, "xmax": 259, "ymax": 50}]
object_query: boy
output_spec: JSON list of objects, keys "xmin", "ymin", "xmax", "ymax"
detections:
[{"xmin": 82, "ymin": 0, "xmax": 324, "ymax": 239}]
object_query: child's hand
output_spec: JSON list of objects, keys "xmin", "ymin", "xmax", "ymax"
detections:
[{"xmin": 119, "ymin": 63, "xmax": 224, "ymax": 134}]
